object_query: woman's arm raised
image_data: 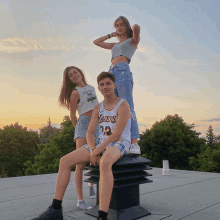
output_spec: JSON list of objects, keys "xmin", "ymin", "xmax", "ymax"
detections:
[
  {"xmin": 93, "ymin": 32, "xmax": 116, "ymax": 50},
  {"xmin": 131, "ymin": 24, "xmax": 140, "ymax": 47}
]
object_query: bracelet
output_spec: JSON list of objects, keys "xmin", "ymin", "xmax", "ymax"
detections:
[{"xmin": 90, "ymin": 148, "xmax": 95, "ymax": 153}]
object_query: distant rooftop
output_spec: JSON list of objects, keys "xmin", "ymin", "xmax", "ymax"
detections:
[{"xmin": 1, "ymin": 168, "xmax": 220, "ymax": 220}]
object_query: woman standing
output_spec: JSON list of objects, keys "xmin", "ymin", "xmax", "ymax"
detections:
[
  {"xmin": 93, "ymin": 16, "xmax": 141, "ymax": 154},
  {"xmin": 59, "ymin": 66, "xmax": 99, "ymax": 209}
]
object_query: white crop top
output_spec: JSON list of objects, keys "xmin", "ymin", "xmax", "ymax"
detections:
[{"xmin": 75, "ymin": 85, "xmax": 99, "ymax": 115}]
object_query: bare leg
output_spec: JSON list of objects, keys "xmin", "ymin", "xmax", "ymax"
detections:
[
  {"xmin": 75, "ymin": 138, "xmax": 87, "ymax": 201},
  {"xmin": 54, "ymin": 147, "xmax": 90, "ymax": 200},
  {"xmin": 131, "ymin": 139, "xmax": 138, "ymax": 144},
  {"xmin": 99, "ymin": 147, "xmax": 121, "ymax": 212}
]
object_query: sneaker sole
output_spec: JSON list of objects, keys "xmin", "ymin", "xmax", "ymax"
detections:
[
  {"xmin": 77, "ymin": 206, "xmax": 92, "ymax": 210},
  {"xmin": 90, "ymin": 195, "xmax": 96, "ymax": 199},
  {"xmin": 128, "ymin": 150, "xmax": 141, "ymax": 154}
]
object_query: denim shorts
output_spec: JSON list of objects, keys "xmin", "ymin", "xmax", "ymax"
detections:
[
  {"xmin": 83, "ymin": 138, "xmax": 130, "ymax": 158},
  {"xmin": 109, "ymin": 62, "xmax": 139, "ymax": 139},
  {"xmin": 74, "ymin": 115, "xmax": 99, "ymax": 140}
]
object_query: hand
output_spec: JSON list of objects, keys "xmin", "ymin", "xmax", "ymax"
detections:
[
  {"xmin": 111, "ymin": 32, "xmax": 117, "ymax": 37},
  {"xmin": 90, "ymin": 150, "xmax": 99, "ymax": 166}
]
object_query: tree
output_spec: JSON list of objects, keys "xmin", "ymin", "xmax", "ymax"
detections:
[
  {"xmin": 139, "ymin": 114, "xmax": 205, "ymax": 170},
  {"xmin": 0, "ymin": 122, "xmax": 40, "ymax": 177},
  {"xmin": 39, "ymin": 117, "xmax": 58, "ymax": 144},
  {"xmin": 189, "ymin": 126, "xmax": 220, "ymax": 172},
  {"xmin": 25, "ymin": 116, "xmax": 76, "ymax": 175},
  {"xmin": 206, "ymin": 125, "xmax": 218, "ymax": 148}
]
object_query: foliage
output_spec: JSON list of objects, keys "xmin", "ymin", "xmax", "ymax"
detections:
[
  {"xmin": 189, "ymin": 126, "xmax": 220, "ymax": 172},
  {"xmin": 39, "ymin": 117, "xmax": 59, "ymax": 144},
  {"xmin": 206, "ymin": 125, "xmax": 219, "ymax": 148},
  {"xmin": 139, "ymin": 114, "xmax": 205, "ymax": 170},
  {"xmin": 0, "ymin": 122, "xmax": 40, "ymax": 177},
  {"xmin": 25, "ymin": 116, "xmax": 76, "ymax": 175}
]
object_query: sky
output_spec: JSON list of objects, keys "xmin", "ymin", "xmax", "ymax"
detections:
[{"xmin": 1, "ymin": 0, "xmax": 220, "ymax": 137}]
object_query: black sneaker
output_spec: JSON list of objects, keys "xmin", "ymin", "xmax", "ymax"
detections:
[{"xmin": 32, "ymin": 206, "xmax": 63, "ymax": 220}]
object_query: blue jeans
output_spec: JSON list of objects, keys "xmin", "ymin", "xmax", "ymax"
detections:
[
  {"xmin": 74, "ymin": 115, "xmax": 99, "ymax": 140},
  {"xmin": 109, "ymin": 62, "xmax": 140, "ymax": 139}
]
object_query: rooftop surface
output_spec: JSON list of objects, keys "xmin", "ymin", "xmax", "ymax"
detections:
[{"xmin": 1, "ymin": 167, "xmax": 220, "ymax": 220}]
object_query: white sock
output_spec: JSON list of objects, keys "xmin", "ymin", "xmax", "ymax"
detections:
[{"xmin": 77, "ymin": 199, "xmax": 84, "ymax": 203}]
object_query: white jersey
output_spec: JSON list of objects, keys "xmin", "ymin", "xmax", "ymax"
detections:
[
  {"xmin": 98, "ymin": 98, "xmax": 131, "ymax": 145},
  {"xmin": 75, "ymin": 85, "xmax": 99, "ymax": 115}
]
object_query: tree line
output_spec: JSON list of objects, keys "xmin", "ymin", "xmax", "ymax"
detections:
[{"xmin": 0, "ymin": 114, "xmax": 219, "ymax": 178}]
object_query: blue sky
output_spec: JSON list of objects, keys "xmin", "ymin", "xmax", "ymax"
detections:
[{"xmin": 0, "ymin": 0, "xmax": 220, "ymax": 137}]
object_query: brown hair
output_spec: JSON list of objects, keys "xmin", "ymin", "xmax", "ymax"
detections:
[
  {"xmin": 97, "ymin": 72, "xmax": 115, "ymax": 84},
  {"xmin": 114, "ymin": 16, "xmax": 133, "ymax": 38},
  {"xmin": 58, "ymin": 66, "xmax": 87, "ymax": 109}
]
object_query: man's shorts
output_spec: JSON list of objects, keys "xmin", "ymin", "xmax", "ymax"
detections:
[{"xmin": 83, "ymin": 138, "xmax": 130, "ymax": 158}]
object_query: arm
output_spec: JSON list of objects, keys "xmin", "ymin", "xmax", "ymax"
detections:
[
  {"xmin": 69, "ymin": 90, "xmax": 80, "ymax": 127},
  {"xmin": 93, "ymin": 32, "xmax": 116, "ymax": 50},
  {"xmin": 86, "ymin": 104, "xmax": 100, "ymax": 151},
  {"xmin": 93, "ymin": 101, "xmax": 130, "ymax": 156},
  {"xmin": 131, "ymin": 24, "xmax": 140, "ymax": 47}
]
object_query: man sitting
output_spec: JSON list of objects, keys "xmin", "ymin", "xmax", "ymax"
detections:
[{"xmin": 32, "ymin": 72, "xmax": 131, "ymax": 220}]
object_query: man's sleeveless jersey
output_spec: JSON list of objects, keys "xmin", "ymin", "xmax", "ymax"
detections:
[{"xmin": 98, "ymin": 98, "xmax": 131, "ymax": 145}]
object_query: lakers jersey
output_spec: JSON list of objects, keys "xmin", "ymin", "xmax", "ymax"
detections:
[{"xmin": 98, "ymin": 98, "xmax": 131, "ymax": 146}]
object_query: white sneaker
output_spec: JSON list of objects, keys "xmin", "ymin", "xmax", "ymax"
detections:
[
  {"xmin": 128, "ymin": 143, "xmax": 141, "ymax": 154},
  {"xmin": 77, "ymin": 199, "xmax": 92, "ymax": 210}
]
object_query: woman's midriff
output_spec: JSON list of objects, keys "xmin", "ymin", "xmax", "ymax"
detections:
[
  {"xmin": 111, "ymin": 56, "xmax": 129, "ymax": 65},
  {"xmin": 82, "ymin": 109, "xmax": 93, "ymax": 117}
]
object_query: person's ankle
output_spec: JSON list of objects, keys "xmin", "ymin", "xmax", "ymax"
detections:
[{"xmin": 97, "ymin": 210, "xmax": 108, "ymax": 219}]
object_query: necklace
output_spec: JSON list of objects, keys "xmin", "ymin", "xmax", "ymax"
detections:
[{"xmin": 103, "ymin": 98, "xmax": 120, "ymax": 111}]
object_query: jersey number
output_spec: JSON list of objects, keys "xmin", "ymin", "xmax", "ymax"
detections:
[{"xmin": 100, "ymin": 125, "xmax": 112, "ymax": 136}]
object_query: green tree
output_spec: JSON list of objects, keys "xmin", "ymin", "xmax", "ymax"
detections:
[
  {"xmin": 139, "ymin": 114, "xmax": 205, "ymax": 170},
  {"xmin": 25, "ymin": 116, "xmax": 76, "ymax": 175},
  {"xmin": 206, "ymin": 125, "xmax": 218, "ymax": 148},
  {"xmin": 0, "ymin": 122, "xmax": 40, "ymax": 177},
  {"xmin": 189, "ymin": 126, "xmax": 220, "ymax": 172},
  {"xmin": 39, "ymin": 117, "xmax": 58, "ymax": 144}
]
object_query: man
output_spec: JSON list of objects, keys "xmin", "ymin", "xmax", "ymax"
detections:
[{"xmin": 32, "ymin": 72, "xmax": 131, "ymax": 220}]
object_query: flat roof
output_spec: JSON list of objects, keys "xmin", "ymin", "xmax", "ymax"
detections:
[{"xmin": 1, "ymin": 167, "xmax": 220, "ymax": 220}]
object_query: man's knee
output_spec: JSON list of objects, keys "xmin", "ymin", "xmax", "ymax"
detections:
[
  {"xmin": 99, "ymin": 148, "xmax": 120, "ymax": 170},
  {"xmin": 99, "ymin": 157, "xmax": 112, "ymax": 171},
  {"xmin": 59, "ymin": 155, "xmax": 69, "ymax": 168}
]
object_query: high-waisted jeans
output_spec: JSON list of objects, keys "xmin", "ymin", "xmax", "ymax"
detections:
[{"xmin": 109, "ymin": 62, "xmax": 140, "ymax": 139}]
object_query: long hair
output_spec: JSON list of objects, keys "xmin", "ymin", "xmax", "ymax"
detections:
[
  {"xmin": 58, "ymin": 66, "xmax": 87, "ymax": 110},
  {"xmin": 114, "ymin": 16, "xmax": 133, "ymax": 38}
]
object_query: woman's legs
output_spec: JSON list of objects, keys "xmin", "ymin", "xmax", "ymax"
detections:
[
  {"xmin": 75, "ymin": 137, "xmax": 87, "ymax": 201},
  {"xmin": 54, "ymin": 147, "xmax": 90, "ymax": 200},
  {"xmin": 110, "ymin": 65, "xmax": 140, "ymax": 141}
]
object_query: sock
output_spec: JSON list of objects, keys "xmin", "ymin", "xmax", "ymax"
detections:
[
  {"xmin": 97, "ymin": 210, "xmax": 108, "ymax": 220},
  {"xmin": 51, "ymin": 198, "xmax": 62, "ymax": 210},
  {"xmin": 77, "ymin": 199, "xmax": 84, "ymax": 203}
]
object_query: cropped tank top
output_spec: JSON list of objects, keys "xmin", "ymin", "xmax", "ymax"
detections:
[
  {"xmin": 111, "ymin": 38, "xmax": 136, "ymax": 63},
  {"xmin": 98, "ymin": 98, "xmax": 131, "ymax": 145},
  {"xmin": 75, "ymin": 85, "xmax": 99, "ymax": 115}
]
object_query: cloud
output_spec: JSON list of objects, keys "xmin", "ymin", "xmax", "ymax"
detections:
[
  {"xmin": 203, "ymin": 117, "xmax": 220, "ymax": 122},
  {"xmin": 137, "ymin": 44, "xmax": 166, "ymax": 64},
  {"xmin": 82, "ymin": 46, "xmax": 110, "ymax": 54},
  {"xmin": 176, "ymin": 59, "xmax": 207, "ymax": 66},
  {"xmin": 0, "ymin": 36, "xmax": 75, "ymax": 54}
]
